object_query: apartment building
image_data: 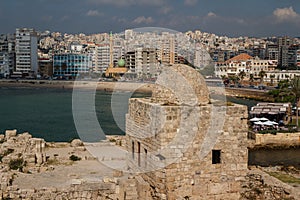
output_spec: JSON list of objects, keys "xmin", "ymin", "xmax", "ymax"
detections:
[{"xmin": 15, "ymin": 28, "xmax": 38, "ymax": 74}]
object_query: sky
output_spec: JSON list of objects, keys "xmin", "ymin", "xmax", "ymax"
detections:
[{"xmin": 0, "ymin": 0, "xmax": 299, "ymax": 37}]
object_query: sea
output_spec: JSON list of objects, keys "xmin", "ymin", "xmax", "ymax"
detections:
[
  {"xmin": 0, "ymin": 87, "xmax": 148, "ymax": 142},
  {"xmin": 0, "ymin": 86, "xmax": 299, "ymax": 167}
]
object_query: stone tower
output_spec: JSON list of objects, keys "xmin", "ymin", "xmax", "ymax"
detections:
[{"xmin": 126, "ymin": 64, "xmax": 248, "ymax": 199}]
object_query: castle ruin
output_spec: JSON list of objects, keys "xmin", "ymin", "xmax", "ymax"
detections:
[{"xmin": 126, "ymin": 64, "xmax": 249, "ymax": 199}]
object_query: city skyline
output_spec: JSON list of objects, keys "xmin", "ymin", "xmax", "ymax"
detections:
[{"xmin": 0, "ymin": 0, "xmax": 300, "ymax": 37}]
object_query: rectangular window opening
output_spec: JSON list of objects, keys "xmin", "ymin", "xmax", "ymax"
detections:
[
  {"xmin": 132, "ymin": 141, "xmax": 135, "ymax": 160},
  {"xmin": 144, "ymin": 148, "xmax": 147, "ymax": 168},
  {"xmin": 212, "ymin": 150, "xmax": 221, "ymax": 164},
  {"xmin": 138, "ymin": 142, "xmax": 141, "ymax": 167}
]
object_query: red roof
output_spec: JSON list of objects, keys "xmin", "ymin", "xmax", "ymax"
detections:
[{"xmin": 227, "ymin": 53, "xmax": 253, "ymax": 62}]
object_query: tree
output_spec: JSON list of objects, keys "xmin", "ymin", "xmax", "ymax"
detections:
[
  {"xmin": 229, "ymin": 75, "xmax": 239, "ymax": 85},
  {"xmin": 270, "ymin": 74, "xmax": 275, "ymax": 86},
  {"xmin": 238, "ymin": 71, "xmax": 246, "ymax": 84},
  {"xmin": 249, "ymin": 74, "xmax": 254, "ymax": 85},
  {"xmin": 290, "ymin": 76, "xmax": 300, "ymax": 129},
  {"xmin": 258, "ymin": 70, "xmax": 266, "ymax": 84}
]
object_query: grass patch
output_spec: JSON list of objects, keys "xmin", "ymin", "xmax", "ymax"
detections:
[{"xmin": 268, "ymin": 172, "xmax": 300, "ymax": 184}]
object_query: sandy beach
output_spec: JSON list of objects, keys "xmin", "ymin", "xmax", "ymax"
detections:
[{"xmin": 0, "ymin": 79, "xmax": 154, "ymax": 93}]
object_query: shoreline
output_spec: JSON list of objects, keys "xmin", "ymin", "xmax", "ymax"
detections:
[
  {"xmin": 1, "ymin": 80, "xmax": 272, "ymax": 100},
  {"xmin": 0, "ymin": 79, "xmax": 154, "ymax": 93}
]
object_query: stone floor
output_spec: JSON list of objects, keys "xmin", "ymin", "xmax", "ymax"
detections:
[{"xmin": 13, "ymin": 143, "xmax": 116, "ymax": 189}]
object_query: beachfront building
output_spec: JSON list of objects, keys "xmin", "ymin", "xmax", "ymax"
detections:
[
  {"xmin": 125, "ymin": 47, "xmax": 160, "ymax": 79},
  {"xmin": 53, "ymin": 54, "xmax": 90, "ymax": 79},
  {"xmin": 0, "ymin": 34, "xmax": 15, "ymax": 77},
  {"xmin": 95, "ymin": 42, "xmax": 110, "ymax": 74},
  {"xmin": 215, "ymin": 53, "xmax": 277, "ymax": 79},
  {"xmin": 94, "ymin": 36, "xmax": 124, "ymax": 74},
  {"xmin": 15, "ymin": 28, "xmax": 38, "ymax": 74},
  {"xmin": 0, "ymin": 52, "xmax": 9, "ymax": 78}
]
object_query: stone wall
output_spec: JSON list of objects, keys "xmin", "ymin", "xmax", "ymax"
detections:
[
  {"xmin": 241, "ymin": 168, "xmax": 299, "ymax": 200},
  {"xmin": 126, "ymin": 99, "xmax": 249, "ymax": 199},
  {"xmin": 255, "ymin": 132, "xmax": 300, "ymax": 146},
  {"xmin": 0, "ymin": 130, "xmax": 46, "ymax": 167}
]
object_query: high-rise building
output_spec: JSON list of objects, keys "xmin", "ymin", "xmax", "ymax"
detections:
[
  {"xmin": 0, "ymin": 34, "xmax": 15, "ymax": 76},
  {"xmin": 0, "ymin": 52, "xmax": 9, "ymax": 78},
  {"xmin": 95, "ymin": 43, "xmax": 110, "ymax": 74},
  {"xmin": 278, "ymin": 36, "xmax": 294, "ymax": 68},
  {"xmin": 265, "ymin": 44, "xmax": 278, "ymax": 61},
  {"xmin": 125, "ymin": 48, "xmax": 159, "ymax": 79},
  {"xmin": 15, "ymin": 28, "xmax": 38, "ymax": 74},
  {"xmin": 288, "ymin": 44, "xmax": 300, "ymax": 68},
  {"xmin": 95, "ymin": 36, "xmax": 124, "ymax": 74},
  {"xmin": 159, "ymin": 33, "xmax": 178, "ymax": 64}
]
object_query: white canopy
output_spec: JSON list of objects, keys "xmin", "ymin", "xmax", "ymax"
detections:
[
  {"xmin": 250, "ymin": 117, "xmax": 261, "ymax": 122},
  {"xmin": 254, "ymin": 121, "xmax": 264, "ymax": 125},
  {"xmin": 259, "ymin": 117, "xmax": 269, "ymax": 121},
  {"xmin": 262, "ymin": 121, "xmax": 275, "ymax": 126}
]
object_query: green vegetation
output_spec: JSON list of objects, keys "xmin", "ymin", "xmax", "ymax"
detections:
[
  {"xmin": 268, "ymin": 80, "xmax": 296, "ymax": 103},
  {"xmin": 258, "ymin": 70, "xmax": 266, "ymax": 84},
  {"xmin": 9, "ymin": 158, "xmax": 24, "ymax": 171},
  {"xmin": 69, "ymin": 155, "xmax": 81, "ymax": 161},
  {"xmin": 268, "ymin": 172, "xmax": 300, "ymax": 184},
  {"xmin": 290, "ymin": 76, "xmax": 300, "ymax": 129}
]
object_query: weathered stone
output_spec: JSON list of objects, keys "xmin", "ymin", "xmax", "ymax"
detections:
[
  {"xmin": 71, "ymin": 139, "xmax": 83, "ymax": 147},
  {"xmin": 0, "ymin": 134, "xmax": 5, "ymax": 142},
  {"xmin": 126, "ymin": 64, "xmax": 249, "ymax": 199},
  {"xmin": 5, "ymin": 130, "xmax": 17, "ymax": 139}
]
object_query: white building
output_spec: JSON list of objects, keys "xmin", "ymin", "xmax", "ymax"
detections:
[
  {"xmin": 15, "ymin": 28, "xmax": 38, "ymax": 74},
  {"xmin": 95, "ymin": 43, "xmax": 110, "ymax": 74},
  {"xmin": 125, "ymin": 47, "xmax": 160, "ymax": 79},
  {"xmin": 215, "ymin": 53, "xmax": 277, "ymax": 79},
  {"xmin": 94, "ymin": 38, "xmax": 124, "ymax": 74}
]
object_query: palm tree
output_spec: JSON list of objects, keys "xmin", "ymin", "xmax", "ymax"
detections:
[
  {"xmin": 270, "ymin": 74, "xmax": 275, "ymax": 86},
  {"xmin": 258, "ymin": 70, "xmax": 266, "ymax": 84},
  {"xmin": 290, "ymin": 76, "xmax": 300, "ymax": 129},
  {"xmin": 238, "ymin": 71, "xmax": 246, "ymax": 85},
  {"xmin": 249, "ymin": 74, "xmax": 254, "ymax": 85},
  {"xmin": 229, "ymin": 75, "xmax": 239, "ymax": 85}
]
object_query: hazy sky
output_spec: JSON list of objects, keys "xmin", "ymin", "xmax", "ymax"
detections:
[{"xmin": 0, "ymin": 0, "xmax": 299, "ymax": 37}]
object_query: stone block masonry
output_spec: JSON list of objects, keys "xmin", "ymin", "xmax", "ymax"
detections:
[{"xmin": 126, "ymin": 64, "xmax": 249, "ymax": 199}]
